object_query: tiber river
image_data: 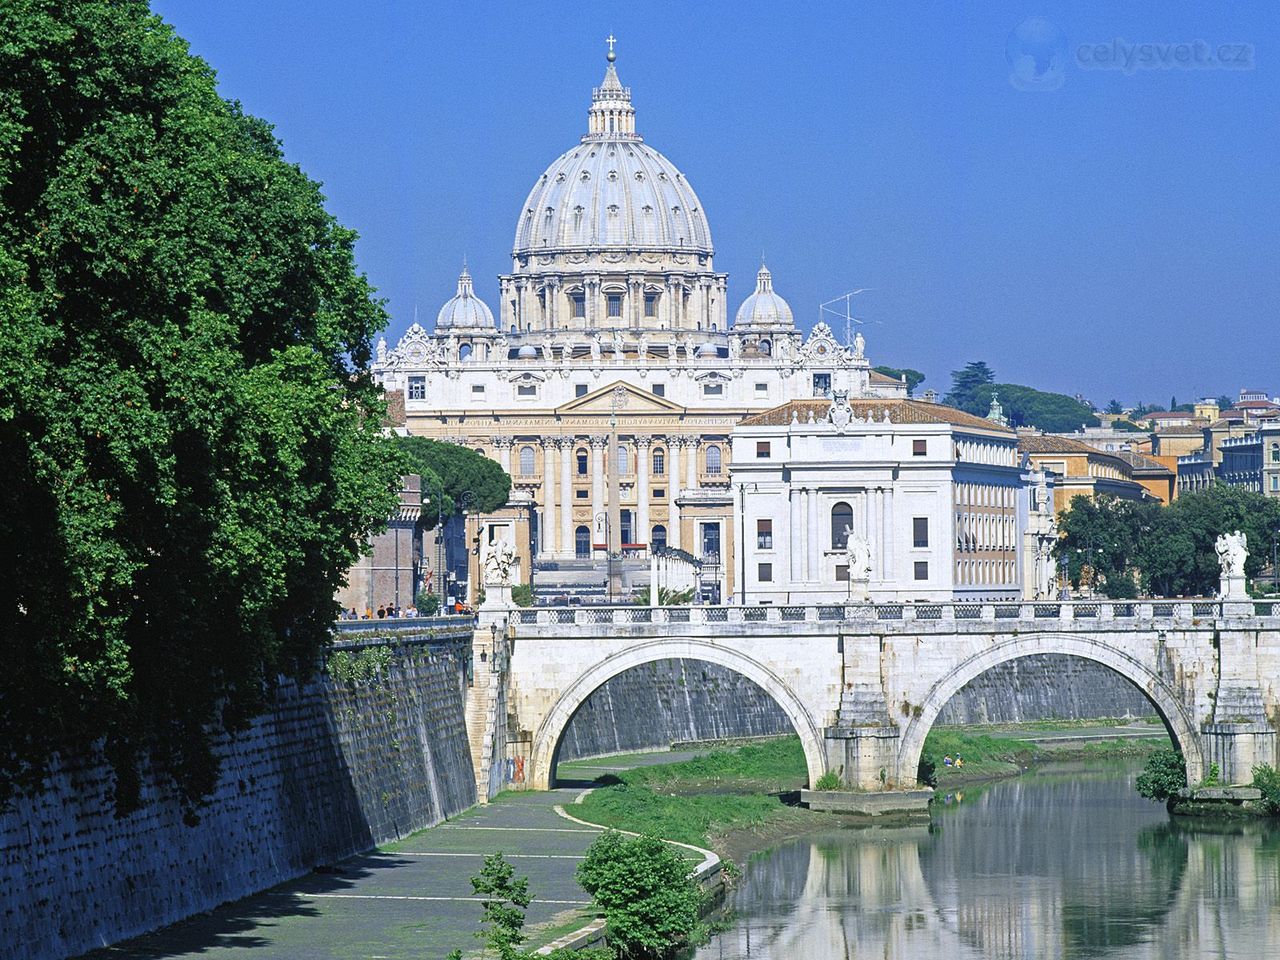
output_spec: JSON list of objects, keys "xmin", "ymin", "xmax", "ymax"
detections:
[{"xmin": 696, "ymin": 762, "xmax": 1280, "ymax": 959}]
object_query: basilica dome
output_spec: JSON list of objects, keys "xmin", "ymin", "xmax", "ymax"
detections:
[
  {"xmin": 512, "ymin": 56, "xmax": 713, "ymax": 257},
  {"xmin": 436, "ymin": 265, "xmax": 495, "ymax": 331},
  {"xmin": 734, "ymin": 263, "xmax": 794, "ymax": 329}
]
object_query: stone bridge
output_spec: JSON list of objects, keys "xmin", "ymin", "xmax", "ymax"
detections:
[{"xmin": 469, "ymin": 599, "xmax": 1280, "ymax": 795}]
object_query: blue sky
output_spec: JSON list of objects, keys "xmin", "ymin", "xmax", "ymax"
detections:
[{"xmin": 152, "ymin": 1, "xmax": 1278, "ymax": 406}]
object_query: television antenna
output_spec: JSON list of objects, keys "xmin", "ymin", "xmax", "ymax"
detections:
[{"xmin": 819, "ymin": 289, "xmax": 879, "ymax": 349}]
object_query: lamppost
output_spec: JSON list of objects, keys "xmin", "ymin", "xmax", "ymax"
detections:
[
  {"xmin": 458, "ymin": 490, "xmax": 475, "ymax": 607},
  {"xmin": 1271, "ymin": 525, "xmax": 1280, "ymax": 593},
  {"xmin": 735, "ymin": 481, "xmax": 755, "ymax": 606},
  {"xmin": 594, "ymin": 510, "xmax": 612, "ymax": 602}
]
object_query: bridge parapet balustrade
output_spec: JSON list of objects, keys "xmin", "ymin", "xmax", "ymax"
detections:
[{"xmin": 505, "ymin": 599, "xmax": 1278, "ymax": 632}]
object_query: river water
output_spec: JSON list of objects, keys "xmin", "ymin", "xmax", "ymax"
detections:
[{"xmin": 696, "ymin": 762, "xmax": 1280, "ymax": 959}]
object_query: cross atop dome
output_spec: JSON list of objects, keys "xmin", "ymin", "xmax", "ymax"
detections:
[{"xmin": 586, "ymin": 36, "xmax": 638, "ymax": 140}]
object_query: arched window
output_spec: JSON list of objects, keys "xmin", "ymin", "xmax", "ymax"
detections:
[
  {"xmin": 575, "ymin": 525, "xmax": 591, "ymax": 558},
  {"xmin": 519, "ymin": 445, "xmax": 536, "ymax": 475},
  {"xmin": 459, "ymin": 343, "xmax": 472, "ymax": 361},
  {"xmin": 1272, "ymin": 442, "xmax": 1280, "ymax": 464},
  {"xmin": 651, "ymin": 524, "xmax": 667, "ymax": 551},
  {"xmin": 577, "ymin": 448, "xmax": 588, "ymax": 475},
  {"xmin": 759, "ymin": 339, "xmax": 772, "ymax": 356},
  {"xmin": 705, "ymin": 444, "xmax": 722, "ymax": 475},
  {"xmin": 617, "ymin": 445, "xmax": 630, "ymax": 474},
  {"xmin": 831, "ymin": 502, "xmax": 853, "ymax": 549},
  {"xmin": 652, "ymin": 447, "xmax": 666, "ymax": 476}
]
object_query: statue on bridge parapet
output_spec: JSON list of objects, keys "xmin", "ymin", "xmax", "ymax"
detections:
[
  {"xmin": 1216, "ymin": 530, "xmax": 1248, "ymax": 599},
  {"xmin": 844, "ymin": 524, "xmax": 873, "ymax": 600}
]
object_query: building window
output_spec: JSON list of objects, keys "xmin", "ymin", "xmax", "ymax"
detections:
[
  {"xmin": 652, "ymin": 448, "xmax": 665, "ymax": 475},
  {"xmin": 758, "ymin": 562, "xmax": 773, "ymax": 582},
  {"xmin": 519, "ymin": 445, "xmax": 536, "ymax": 474},
  {"xmin": 575, "ymin": 525, "xmax": 591, "ymax": 558},
  {"xmin": 652, "ymin": 383, "xmax": 665, "ymax": 397},
  {"xmin": 913, "ymin": 517, "xmax": 929, "ymax": 548},
  {"xmin": 471, "ymin": 384, "xmax": 485, "ymax": 395},
  {"xmin": 831, "ymin": 502, "xmax": 853, "ymax": 549},
  {"xmin": 912, "ymin": 439, "xmax": 927, "ymax": 456},
  {"xmin": 914, "ymin": 561, "xmax": 929, "ymax": 581},
  {"xmin": 651, "ymin": 524, "xmax": 667, "ymax": 550},
  {"xmin": 1272, "ymin": 442, "xmax": 1280, "ymax": 463},
  {"xmin": 407, "ymin": 376, "xmax": 426, "ymax": 400},
  {"xmin": 576, "ymin": 489, "xmax": 588, "ymax": 498},
  {"xmin": 702, "ymin": 523, "xmax": 721, "ymax": 561},
  {"xmin": 812, "ymin": 373, "xmax": 831, "ymax": 398},
  {"xmin": 617, "ymin": 445, "xmax": 630, "ymax": 474},
  {"xmin": 703, "ymin": 382, "xmax": 723, "ymax": 397},
  {"xmin": 653, "ymin": 488, "xmax": 665, "ymax": 498},
  {"xmin": 835, "ymin": 564, "xmax": 850, "ymax": 581},
  {"xmin": 571, "ymin": 294, "xmax": 586, "ymax": 318},
  {"xmin": 754, "ymin": 382, "xmax": 769, "ymax": 399},
  {"xmin": 517, "ymin": 383, "xmax": 537, "ymax": 398},
  {"xmin": 706, "ymin": 444, "xmax": 723, "ymax": 473},
  {"xmin": 757, "ymin": 518, "xmax": 773, "ymax": 549},
  {"xmin": 607, "ymin": 294, "xmax": 622, "ymax": 318},
  {"xmin": 576, "ymin": 448, "xmax": 588, "ymax": 475},
  {"xmin": 575, "ymin": 383, "xmax": 588, "ymax": 397},
  {"xmin": 1272, "ymin": 475, "xmax": 1279, "ymax": 492},
  {"xmin": 755, "ymin": 441, "xmax": 770, "ymax": 459},
  {"xmin": 644, "ymin": 293, "xmax": 658, "ymax": 317}
]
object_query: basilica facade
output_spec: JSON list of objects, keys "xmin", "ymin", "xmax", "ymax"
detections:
[{"xmin": 374, "ymin": 47, "xmax": 908, "ymax": 600}]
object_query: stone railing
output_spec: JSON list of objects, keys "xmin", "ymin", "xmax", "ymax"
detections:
[
  {"xmin": 332, "ymin": 615, "xmax": 473, "ymax": 643},
  {"xmin": 509, "ymin": 600, "xmax": 1276, "ymax": 629}
]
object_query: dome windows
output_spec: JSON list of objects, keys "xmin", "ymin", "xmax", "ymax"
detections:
[
  {"xmin": 607, "ymin": 170, "xmax": 618, "ymax": 181},
  {"xmin": 634, "ymin": 170, "xmax": 645, "ymax": 181},
  {"xmin": 580, "ymin": 170, "xmax": 591, "ymax": 182}
]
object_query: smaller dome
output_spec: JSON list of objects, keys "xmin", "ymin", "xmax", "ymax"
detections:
[
  {"xmin": 436, "ymin": 265, "xmax": 495, "ymax": 331},
  {"xmin": 517, "ymin": 344, "xmax": 539, "ymax": 359},
  {"xmin": 734, "ymin": 262, "xmax": 794, "ymax": 330},
  {"xmin": 695, "ymin": 342, "xmax": 719, "ymax": 358}
]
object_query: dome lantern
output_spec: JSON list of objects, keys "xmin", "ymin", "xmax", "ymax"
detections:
[
  {"xmin": 586, "ymin": 37, "xmax": 638, "ymax": 141},
  {"xmin": 734, "ymin": 261, "xmax": 795, "ymax": 330}
]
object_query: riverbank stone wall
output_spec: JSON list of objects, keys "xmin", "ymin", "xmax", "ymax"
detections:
[
  {"xmin": 557, "ymin": 654, "xmax": 1156, "ymax": 762},
  {"xmin": 2, "ymin": 639, "xmax": 475, "ymax": 960}
]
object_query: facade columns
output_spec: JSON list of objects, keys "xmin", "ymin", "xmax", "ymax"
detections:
[
  {"xmin": 590, "ymin": 435, "xmax": 608, "ymax": 544},
  {"xmin": 635, "ymin": 436, "xmax": 651, "ymax": 549},
  {"xmin": 541, "ymin": 439, "xmax": 557, "ymax": 556},
  {"xmin": 668, "ymin": 439, "xmax": 682, "ymax": 550},
  {"xmin": 790, "ymin": 487, "xmax": 803, "ymax": 582},
  {"xmin": 558, "ymin": 437, "xmax": 574, "ymax": 559},
  {"xmin": 685, "ymin": 436, "xmax": 700, "ymax": 493},
  {"xmin": 493, "ymin": 436, "xmax": 513, "ymax": 475},
  {"xmin": 806, "ymin": 487, "xmax": 819, "ymax": 581},
  {"xmin": 882, "ymin": 488, "xmax": 895, "ymax": 583}
]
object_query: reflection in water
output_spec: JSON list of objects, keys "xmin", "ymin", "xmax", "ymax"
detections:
[{"xmin": 696, "ymin": 763, "xmax": 1280, "ymax": 959}]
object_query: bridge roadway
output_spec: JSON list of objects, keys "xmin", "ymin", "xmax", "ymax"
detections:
[{"xmin": 469, "ymin": 599, "xmax": 1280, "ymax": 797}]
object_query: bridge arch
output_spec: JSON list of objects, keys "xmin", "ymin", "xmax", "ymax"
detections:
[
  {"xmin": 527, "ymin": 638, "xmax": 827, "ymax": 790},
  {"xmin": 897, "ymin": 634, "xmax": 1205, "ymax": 786}
]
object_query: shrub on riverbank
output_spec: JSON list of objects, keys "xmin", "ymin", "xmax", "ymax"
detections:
[
  {"xmin": 577, "ymin": 832, "xmax": 703, "ymax": 958},
  {"xmin": 1253, "ymin": 764, "xmax": 1280, "ymax": 815},
  {"xmin": 1136, "ymin": 749, "xmax": 1187, "ymax": 802}
]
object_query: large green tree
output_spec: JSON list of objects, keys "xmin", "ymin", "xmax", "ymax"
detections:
[
  {"xmin": 1057, "ymin": 488, "xmax": 1280, "ymax": 597},
  {"xmin": 975, "ymin": 383, "xmax": 1100, "ymax": 432},
  {"xmin": 0, "ymin": 1, "xmax": 402, "ymax": 810},
  {"xmin": 873, "ymin": 364, "xmax": 925, "ymax": 396},
  {"xmin": 943, "ymin": 360, "xmax": 995, "ymax": 411},
  {"xmin": 397, "ymin": 436, "xmax": 511, "ymax": 524}
]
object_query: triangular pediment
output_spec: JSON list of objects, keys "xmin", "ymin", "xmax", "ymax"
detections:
[{"xmin": 556, "ymin": 380, "xmax": 686, "ymax": 415}]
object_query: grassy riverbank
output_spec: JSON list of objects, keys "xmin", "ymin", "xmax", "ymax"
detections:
[
  {"xmin": 568, "ymin": 722, "xmax": 1174, "ymax": 861},
  {"xmin": 924, "ymin": 723, "xmax": 1171, "ymax": 786},
  {"xmin": 570, "ymin": 738, "xmax": 832, "ymax": 857}
]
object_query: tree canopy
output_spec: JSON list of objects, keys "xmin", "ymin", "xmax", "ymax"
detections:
[
  {"xmin": 0, "ymin": 1, "xmax": 402, "ymax": 809},
  {"xmin": 397, "ymin": 436, "xmax": 511, "ymax": 523},
  {"xmin": 1057, "ymin": 487, "xmax": 1280, "ymax": 598},
  {"xmin": 943, "ymin": 361, "xmax": 995, "ymax": 410},
  {"xmin": 873, "ymin": 365, "xmax": 925, "ymax": 396}
]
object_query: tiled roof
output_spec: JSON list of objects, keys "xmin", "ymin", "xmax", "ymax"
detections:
[
  {"xmin": 738, "ymin": 398, "xmax": 1013, "ymax": 433},
  {"xmin": 1017, "ymin": 434, "xmax": 1100, "ymax": 455},
  {"xmin": 868, "ymin": 369, "xmax": 902, "ymax": 385},
  {"xmin": 1111, "ymin": 450, "xmax": 1175, "ymax": 475}
]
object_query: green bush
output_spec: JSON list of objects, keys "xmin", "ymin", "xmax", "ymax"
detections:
[
  {"xmin": 1200, "ymin": 762, "xmax": 1220, "ymax": 788},
  {"xmin": 415, "ymin": 591, "xmax": 441, "ymax": 616},
  {"xmin": 511, "ymin": 583, "xmax": 534, "ymax": 607},
  {"xmin": 1252, "ymin": 764, "xmax": 1280, "ymax": 815},
  {"xmin": 1136, "ymin": 749, "xmax": 1187, "ymax": 802},
  {"xmin": 813, "ymin": 771, "xmax": 841, "ymax": 791},
  {"xmin": 577, "ymin": 832, "xmax": 702, "ymax": 958}
]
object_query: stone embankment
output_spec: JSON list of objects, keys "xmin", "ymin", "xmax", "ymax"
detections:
[{"xmin": 3, "ymin": 630, "xmax": 475, "ymax": 960}]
